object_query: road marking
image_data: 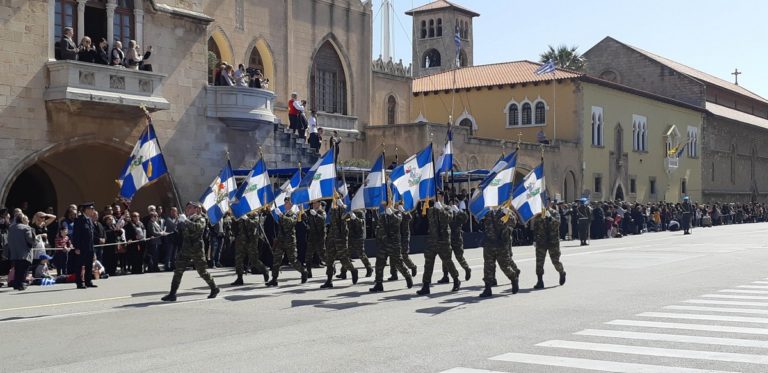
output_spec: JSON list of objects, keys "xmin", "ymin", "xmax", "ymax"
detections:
[
  {"xmin": 702, "ymin": 294, "xmax": 768, "ymax": 300},
  {"xmin": 537, "ymin": 339, "xmax": 768, "ymax": 365},
  {"xmin": 575, "ymin": 329, "xmax": 768, "ymax": 349},
  {"xmin": 665, "ymin": 305, "xmax": 768, "ymax": 315},
  {"xmin": 0, "ymin": 296, "xmax": 131, "ymax": 312},
  {"xmin": 684, "ymin": 299, "xmax": 768, "ymax": 307},
  {"xmin": 738, "ymin": 285, "xmax": 768, "ymax": 289},
  {"xmin": 752, "ymin": 281, "xmax": 768, "ymax": 284},
  {"xmin": 607, "ymin": 319, "xmax": 768, "ymax": 335},
  {"xmin": 638, "ymin": 311, "xmax": 768, "ymax": 324},
  {"xmin": 440, "ymin": 368, "xmax": 506, "ymax": 373},
  {"xmin": 489, "ymin": 352, "xmax": 733, "ymax": 373},
  {"xmin": 719, "ymin": 289, "xmax": 768, "ymax": 294}
]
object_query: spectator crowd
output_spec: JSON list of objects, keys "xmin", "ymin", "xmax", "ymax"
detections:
[{"xmin": 56, "ymin": 26, "xmax": 153, "ymax": 71}]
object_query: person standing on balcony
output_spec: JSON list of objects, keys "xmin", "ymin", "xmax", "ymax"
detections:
[
  {"xmin": 288, "ymin": 93, "xmax": 304, "ymax": 136},
  {"xmin": 111, "ymin": 40, "xmax": 125, "ymax": 66},
  {"xmin": 308, "ymin": 110, "xmax": 320, "ymax": 152},
  {"xmin": 126, "ymin": 40, "xmax": 143, "ymax": 70},
  {"xmin": 77, "ymin": 36, "xmax": 96, "ymax": 63},
  {"xmin": 96, "ymin": 38, "xmax": 110, "ymax": 65},
  {"xmin": 234, "ymin": 64, "xmax": 249, "ymax": 87},
  {"xmin": 59, "ymin": 27, "xmax": 78, "ymax": 61}
]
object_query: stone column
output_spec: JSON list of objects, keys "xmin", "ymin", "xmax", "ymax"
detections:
[
  {"xmin": 76, "ymin": 0, "xmax": 86, "ymax": 42},
  {"xmin": 106, "ymin": 0, "xmax": 116, "ymax": 47},
  {"xmin": 48, "ymin": 0, "xmax": 56, "ymax": 60},
  {"xmin": 133, "ymin": 0, "xmax": 144, "ymax": 48}
]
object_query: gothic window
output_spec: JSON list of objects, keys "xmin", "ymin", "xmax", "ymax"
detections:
[
  {"xmin": 436, "ymin": 18, "xmax": 442, "ymax": 37},
  {"xmin": 464, "ymin": 21, "xmax": 470, "ymax": 39},
  {"xmin": 113, "ymin": 0, "xmax": 135, "ymax": 49},
  {"xmin": 458, "ymin": 49, "xmax": 467, "ymax": 67},
  {"xmin": 54, "ymin": 0, "xmax": 78, "ymax": 42},
  {"xmin": 459, "ymin": 118, "xmax": 474, "ymax": 135},
  {"xmin": 591, "ymin": 113, "xmax": 596, "ymax": 145},
  {"xmin": 420, "ymin": 20, "xmax": 426, "ymax": 39},
  {"xmin": 641, "ymin": 122, "xmax": 647, "ymax": 152},
  {"xmin": 632, "ymin": 121, "xmax": 639, "ymax": 151},
  {"xmin": 507, "ymin": 103, "xmax": 519, "ymax": 127},
  {"xmin": 311, "ymin": 41, "xmax": 347, "ymax": 115},
  {"xmin": 387, "ymin": 95, "xmax": 397, "ymax": 125},
  {"xmin": 534, "ymin": 102, "xmax": 546, "ymax": 124},
  {"xmin": 207, "ymin": 37, "xmax": 222, "ymax": 84},
  {"xmin": 521, "ymin": 103, "xmax": 532, "ymax": 125},
  {"xmin": 428, "ymin": 19, "xmax": 435, "ymax": 38},
  {"xmin": 422, "ymin": 49, "xmax": 441, "ymax": 68},
  {"xmin": 632, "ymin": 115, "xmax": 647, "ymax": 152},
  {"xmin": 687, "ymin": 127, "xmax": 699, "ymax": 158}
]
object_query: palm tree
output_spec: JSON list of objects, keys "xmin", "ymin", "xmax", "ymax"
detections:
[{"xmin": 539, "ymin": 45, "xmax": 586, "ymax": 72}]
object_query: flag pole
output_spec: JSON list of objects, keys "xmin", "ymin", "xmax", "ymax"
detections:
[
  {"xmin": 426, "ymin": 132, "xmax": 436, "ymax": 216},
  {"xmin": 552, "ymin": 69, "xmax": 557, "ymax": 142},
  {"xmin": 297, "ymin": 160, "xmax": 304, "ymax": 221},
  {"xmin": 140, "ymin": 104, "xmax": 182, "ymax": 211}
]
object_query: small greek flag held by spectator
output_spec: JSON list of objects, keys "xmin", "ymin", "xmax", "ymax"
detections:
[
  {"xmin": 435, "ymin": 129, "xmax": 453, "ymax": 190},
  {"xmin": 231, "ymin": 158, "xmax": 275, "ymax": 218},
  {"xmin": 391, "ymin": 143, "xmax": 435, "ymax": 211},
  {"xmin": 291, "ymin": 149, "xmax": 337, "ymax": 205},
  {"xmin": 511, "ymin": 163, "xmax": 546, "ymax": 224},
  {"xmin": 469, "ymin": 154, "xmax": 516, "ymax": 220},
  {"xmin": 117, "ymin": 123, "xmax": 169, "ymax": 200},
  {"xmin": 351, "ymin": 154, "xmax": 387, "ymax": 210},
  {"xmin": 200, "ymin": 160, "xmax": 237, "ymax": 225},
  {"xmin": 272, "ymin": 169, "xmax": 302, "ymax": 221},
  {"xmin": 535, "ymin": 60, "xmax": 557, "ymax": 75}
]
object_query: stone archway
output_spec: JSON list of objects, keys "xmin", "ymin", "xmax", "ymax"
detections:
[
  {"xmin": 244, "ymin": 37, "xmax": 276, "ymax": 87},
  {"xmin": 563, "ymin": 170, "xmax": 577, "ymax": 202}
]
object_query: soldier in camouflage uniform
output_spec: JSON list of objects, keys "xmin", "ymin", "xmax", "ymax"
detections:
[
  {"xmin": 321, "ymin": 200, "xmax": 358, "ymax": 288},
  {"xmin": 417, "ymin": 193, "xmax": 460, "ymax": 295},
  {"xmin": 231, "ymin": 212, "xmax": 270, "ymax": 286},
  {"xmin": 266, "ymin": 198, "xmax": 308, "ymax": 286},
  {"xmin": 340, "ymin": 209, "xmax": 373, "ymax": 278},
  {"xmin": 162, "ymin": 202, "xmax": 219, "ymax": 301},
  {"xmin": 389, "ymin": 204, "xmax": 418, "ymax": 280},
  {"xmin": 532, "ymin": 208, "xmax": 566, "ymax": 289},
  {"xmin": 369, "ymin": 205, "xmax": 413, "ymax": 292},
  {"xmin": 437, "ymin": 201, "xmax": 471, "ymax": 284},
  {"xmin": 479, "ymin": 208, "xmax": 520, "ymax": 298},
  {"xmin": 577, "ymin": 198, "xmax": 591, "ymax": 246},
  {"xmin": 305, "ymin": 201, "xmax": 327, "ymax": 278}
]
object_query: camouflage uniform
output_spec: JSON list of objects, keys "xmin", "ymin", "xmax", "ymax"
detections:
[
  {"xmin": 443, "ymin": 208, "xmax": 470, "ymax": 279},
  {"xmin": 577, "ymin": 204, "xmax": 591, "ymax": 245},
  {"xmin": 234, "ymin": 214, "xmax": 269, "ymax": 277},
  {"xmin": 422, "ymin": 205, "xmax": 459, "ymax": 285},
  {"xmin": 532, "ymin": 213, "xmax": 564, "ymax": 276},
  {"xmin": 305, "ymin": 209, "xmax": 327, "ymax": 267},
  {"xmin": 392, "ymin": 210, "xmax": 417, "ymax": 276},
  {"xmin": 325, "ymin": 207, "xmax": 356, "ymax": 280},
  {"xmin": 482, "ymin": 209, "xmax": 519, "ymax": 285},
  {"xmin": 270, "ymin": 210, "xmax": 307, "ymax": 281},
  {"xmin": 681, "ymin": 201, "xmax": 693, "ymax": 234},
  {"xmin": 374, "ymin": 211, "xmax": 412, "ymax": 283},
  {"xmin": 170, "ymin": 213, "xmax": 217, "ymax": 290},
  {"xmin": 347, "ymin": 210, "xmax": 371, "ymax": 271}
]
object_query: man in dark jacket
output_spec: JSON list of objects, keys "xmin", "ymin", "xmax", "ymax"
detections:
[
  {"xmin": 8, "ymin": 214, "xmax": 36, "ymax": 290},
  {"xmin": 72, "ymin": 203, "xmax": 97, "ymax": 289}
]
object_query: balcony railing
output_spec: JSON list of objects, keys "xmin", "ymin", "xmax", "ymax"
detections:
[
  {"xmin": 44, "ymin": 60, "xmax": 170, "ymax": 111},
  {"xmin": 316, "ymin": 112, "xmax": 359, "ymax": 131},
  {"xmin": 207, "ymin": 86, "xmax": 276, "ymax": 130}
]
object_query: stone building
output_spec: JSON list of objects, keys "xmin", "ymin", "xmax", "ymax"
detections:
[{"xmin": 585, "ymin": 36, "xmax": 768, "ymax": 203}]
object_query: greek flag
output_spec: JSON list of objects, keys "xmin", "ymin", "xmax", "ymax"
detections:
[
  {"xmin": 435, "ymin": 129, "xmax": 453, "ymax": 190},
  {"xmin": 511, "ymin": 163, "xmax": 546, "ymax": 224},
  {"xmin": 480, "ymin": 151, "xmax": 517, "ymax": 189},
  {"xmin": 535, "ymin": 60, "xmax": 557, "ymax": 75},
  {"xmin": 117, "ymin": 123, "xmax": 169, "ymax": 200},
  {"xmin": 391, "ymin": 143, "xmax": 435, "ymax": 211},
  {"xmin": 200, "ymin": 160, "xmax": 237, "ymax": 225},
  {"xmin": 272, "ymin": 169, "xmax": 302, "ymax": 221},
  {"xmin": 469, "ymin": 154, "xmax": 516, "ymax": 220},
  {"xmin": 291, "ymin": 149, "xmax": 336, "ymax": 205},
  {"xmin": 454, "ymin": 25, "xmax": 462, "ymax": 65},
  {"xmin": 231, "ymin": 158, "xmax": 275, "ymax": 218},
  {"xmin": 351, "ymin": 154, "xmax": 387, "ymax": 210},
  {"xmin": 676, "ymin": 142, "xmax": 688, "ymax": 158}
]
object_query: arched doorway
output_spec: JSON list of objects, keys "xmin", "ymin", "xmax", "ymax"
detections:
[
  {"xmin": 245, "ymin": 38, "xmax": 275, "ymax": 88},
  {"xmin": 310, "ymin": 40, "xmax": 348, "ymax": 115},
  {"xmin": 208, "ymin": 28, "xmax": 234, "ymax": 85},
  {"xmin": 3, "ymin": 142, "xmax": 177, "ymax": 215},
  {"xmin": 615, "ymin": 184, "xmax": 625, "ymax": 201},
  {"xmin": 207, "ymin": 36, "xmax": 221, "ymax": 84},
  {"xmin": 386, "ymin": 95, "xmax": 397, "ymax": 124},
  {"xmin": 422, "ymin": 48, "xmax": 441, "ymax": 68},
  {"xmin": 563, "ymin": 170, "xmax": 576, "ymax": 202}
]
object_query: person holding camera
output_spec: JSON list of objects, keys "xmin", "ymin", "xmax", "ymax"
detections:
[
  {"xmin": 126, "ymin": 40, "xmax": 147, "ymax": 70},
  {"xmin": 77, "ymin": 36, "xmax": 97, "ymax": 63},
  {"xmin": 234, "ymin": 64, "xmax": 249, "ymax": 87}
]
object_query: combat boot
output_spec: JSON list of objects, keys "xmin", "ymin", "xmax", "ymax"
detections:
[
  {"xmin": 479, "ymin": 284, "xmax": 492, "ymax": 298},
  {"xmin": 559, "ymin": 271, "xmax": 566, "ymax": 286},
  {"xmin": 369, "ymin": 281, "xmax": 384, "ymax": 292},
  {"xmin": 266, "ymin": 278, "xmax": 278, "ymax": 287},
  {"xmin": 161, "ymin": 283, "xmax": 179, "ymax": 302},
  {"xmin": 337, "ymin": 270, "xmax": 347, "ymax": 280},
  {"xmin": 512, "ymin": 276, "xmax": 520, "ymax": 294},
  {"xmin": 534, "ymin": 274, "xmax": 544, "ymax": 289},
  {"xmin": 405, "ymin": 276, "xmax": 413, "ymax": 289},
  {"xmin": 416, "ymin": 282, "xmax": 431, "ymax": 296},
  {"xmin": 306, "ymin": 266, "xmax": 313, "ymax": 279},
  {"xmin": 452, "ymin": 277, "xmax": 461, "ymax": 292},
  {"xmin": 301, "ymin": 271, "xmax": 308, "ymax": 284},
  {"xmin": 351, "ymin": 269, "xmax": 359, "ymax": 285},
  {"xmin": 231, "ymin": 275, "xmax": 244, "ymax": 286},
  {"xmin": 411, "ymin": 266, "xmax": 417, "ymax": 277},
  {"xmin": 320, "ymin": 276, "xmax": 333, "ymax": 289},
  {"xmin": 208, "ymin": 287, "xmax": 220, "ymax": 299},
  {"xmin": 436, "ymin": 274, "xmax": 450, "ymax": 284},
  {"xmin": 262, "ymin": 271, "xmax": 270, "ymax": 283},
  {"xmin": 490, "ymin": 278, "xmax": 498, "ymax": 287},
  {"xmin": 365, "ymin": 266, "xmax": 373, "ymax": 278},
  {"xmin": 465, "ymin": 268, "xmax": 472, "ymax": 281},
  {"xmin": 387, "ymin": 272, "xmax": 398, "ymax": 281}
]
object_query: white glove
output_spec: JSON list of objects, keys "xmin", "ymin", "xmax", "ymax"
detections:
[
  {"xmin": 452, "ymin": 205, "xmax": 459, "ymax": 213},
  {"xmin": 386, "ymin": 207, "xmax": 393, "ymax": 215},
  {"xmin": 336, "ymin": 200, "xmax": 346, "ymax": 209},
  {"xmin": 178, "ymin": 214, "xmax": 188, "ymax": 223},
  {"xmin": 349, "ymin": 212, "xmax": 357, "ymax": 220},
  {"xmin": 434, "ymin": 202, "xmax": 443, "ymax": 209},
  {"xmin": 397, "ymin": 205, "xmax": 405, "ymax": 213},
  {"xmin": 502, "ymin": 208, "xmax": 512, "ymax": 215},
  {"xmin": 309, "ymin": 209, "xmax": 317, "ymax": 216},
  {"xmin": 276, "ymin": 209, "xmax": 283, "ymax": 216}
]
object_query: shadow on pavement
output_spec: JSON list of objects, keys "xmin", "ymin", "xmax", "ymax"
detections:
[
  {"xmin": 224, "ymin": 294, "xmax": 272, "ymax": 302},
  {"xmin": 131, "ymin": 291, "xmax": 167, "ymax": 297},
  {"xmin": 289, "ymin": 299, "xmax": 327, "ymax": 308},
  {"xmin": 415, "ymin": 306, "xmax": 454, "ymax": 315},
  {"xmin": 0, "ymin": 315, "xmax": 48, "ymax": 322},
  {"xmin": 314, "ymin": 301, "xmax": 375, "ymax": 310}
]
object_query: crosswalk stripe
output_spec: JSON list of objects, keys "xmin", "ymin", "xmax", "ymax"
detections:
[
  {"xmin": 702, "ymin": 294, "xmax": 768, "ymax": 300},
  {"xmin": 537, "ymin": 339, "xmax": 768, "ymax": 365},
  {"xmin": 607, "ymin": 319, "xmax": 768, "ymax": 335},
  {"xmin": 575, "ymin": 329, "xmax": 768, "ymax": 348},
  {"xmin": 440, "ymin": 368, "xmax": 506, "ymax": 373},
  {"xmin": 720, "ymin": 289, "xmax": 768, "ymax": 294},
  {"xmin": 738, "ymin": 285, "xmax": 768, "ymax": 289},
  {"xmin": 752, "ymin": 281, "xmax": 768, "ymax": 284},
  {"xmin": 684, "ymin": 299, "xmax": 768, "ymax": 307},
  {"xmin": 638, "ymin": 311, "xmax": 768, "ymax": 324},
  {"xmin": 489, "ymin": 352, "xmax": 734, "ymax": 373},
  {"xmin": 665, "ymin": 305, "xmax": 768, "ymax": 315}
]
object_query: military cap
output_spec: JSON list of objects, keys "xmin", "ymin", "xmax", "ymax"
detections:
[
  {"xmin": 79, "ymin": 202, "xmax": 95, "ymax": 211},
  {"xmin": 186, "ymin": 201, "xmax": 201, "ymax": 208}
]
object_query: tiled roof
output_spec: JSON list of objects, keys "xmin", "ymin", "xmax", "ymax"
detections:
[
  {"xmin": 405, "ymin": 0, "xmax": 480, "ymax": 17},
  {"xmin": 613, "ymin": 38, "xmax": 768, "ymax": 104},
  {"xmin": 706, "ymin": 102, "xmax": 768, "ymax": 130},
  {"xmin": 412, "ymin": 61, "xmax": 582, "ymax": 93}
]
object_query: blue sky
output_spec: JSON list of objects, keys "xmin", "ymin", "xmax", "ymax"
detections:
[{"xmin": 372, "ymin": 0, "xmax": 767, "ymax": 99}]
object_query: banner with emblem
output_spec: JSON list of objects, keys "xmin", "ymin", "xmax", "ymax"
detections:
[
  {"xmin": 390, "ymin": 143, "xmax": 435, "ymax": 212},
  {"xmin": 511, "ymin": 163, "xmax": 545, "ymax": 224},
  {"xmin": 117, "ymin": 122, "xmax": 169, "ymax": 200},
  {"xmin": 200, "ymin": 160, "xmax": 237, "ymax": 225},
  {"xmin": 350, "ymin": 153, "xmax": 387, "ymax": 211},
  {"xmin": 272, "ymin": 169, "xmax": 302, "ymax": 222},
  {"xmin": 469, "ymin": 152, "xmax": 516, "ymax": 220},
  {"xmin": 291, "ymin": 149, "xmax": 337, "ymax": 205},
  {"xmin": 231, "ymin": 158, "xmax": 274, "ymax": 218}
]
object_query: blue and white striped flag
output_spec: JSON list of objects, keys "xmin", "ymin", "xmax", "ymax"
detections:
[
  {"xmin": 351, "ymin": 154, "xmax": 387, "ymax": 210},
  {"xmin": 435, "ymin": 129, "xmax": 453, "ymax": 190},
  {"xmin": 200, "ymin": 160, "xmax": 237, "ymax": 225},
  {"xmin": 291, "ymin": 149, "xmax": 337, "ymax": 205},
  {"xmin": 535, "ymin": 60, "xmax": 556, "ymax": 75},
  {"xmin": 117, "ymin": 123, "xmax": 169, "ymax": 200},
  {"xmin": 272, "ymin": 169, "xmax": 302, "ymax": 221},
  {"xmin": 469, "ymin": 154, "xmax": 516, "ymax": 220},
  {"xmin": 454, "ymin": 26, "xmax": 462, "ymax": 65},
  {"xmin": 231, "ymin": 158, "xmax": 275, "ymax": 218},
  {"xmin": 511, "ymin": 163, "xmax": 546, "ymax": 224},
  {"xmin": 391, "ymin": 143, "xmax": 435, "ymax": 211}
]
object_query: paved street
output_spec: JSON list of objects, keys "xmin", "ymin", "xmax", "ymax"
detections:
[{"xmin": 2, "ymin": 223, "xmax": 768, "ymax": 372}]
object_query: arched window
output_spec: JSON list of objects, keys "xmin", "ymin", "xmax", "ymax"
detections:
[
  {"xmin": 521, "ymin": 103, "xmax": 532, "ymax": 125},
  {"xmin": 436, "ymin": 18, "xmax": 442, "ymax": 37},
  {"xmin": 534, "ymin": 102, "xmax": 546, "ymax": 124},
  {"xmin": 507, "ymin": 103, "xmax": 519, "ymax": 127},
  {"xmin": 459, "ymin": 118, "xmax": 474, "ymax": 135},
  {"xmin": 591, "ymin": 113, "xmax": 596, "ymax": 145},
  {"xmin": 422, "ymin": 49, "xmax": 441, "ymax": 68},
  {"xmin": 597, "ymin": 113, "xmax": 604, "ymax": 146},
  {"xmin": 311, "ymin": 41, "xmax": 347, "ymax": 115},
  {"xmin": 428, "ymin": 19, "xmax": 435, "ymax": 38},
  {"xmin": 54, "ymin": 0, "xmax": 77, "ymax": 43},
  {"xmin": 207, "ymin": 37, "xmax": 222, "ymax": 84},
  {"xmin": 420, "ymin": 20, "xmax": 427, "ymax": 39},
  {"xmin": 458, "ymin": 49, "xmax": 468, "ymax": 67},
  {"xmin": 632, "ymin": 121, "xmax": 638, "ymax": 151},
  {"xmin": 113, "ymin": 0, "xmax": 135, "ymax": 49},
  {"xmin": 641, "ymin": 122, "xmax": 647, "ymax": 151},
  {"xmin": 387, "ymin": 95, "xmax": 397, "ymax": 125}
]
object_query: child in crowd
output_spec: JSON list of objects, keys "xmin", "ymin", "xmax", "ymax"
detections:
[
  {"xmin": 34, "ymin": 254, "xmax": 55, "ymax": 279},
  {"xmin": 93, "ymin": 254, "xmax": 107, "ymax": 280},
  {"xmin": 54, "ymin": 225, "xmax": 72, "ymax": 276}
]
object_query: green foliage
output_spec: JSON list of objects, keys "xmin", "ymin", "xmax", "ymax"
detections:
[{"xmin": 539, "ymin": 45, "xmax": 586, "ymax": 72}]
